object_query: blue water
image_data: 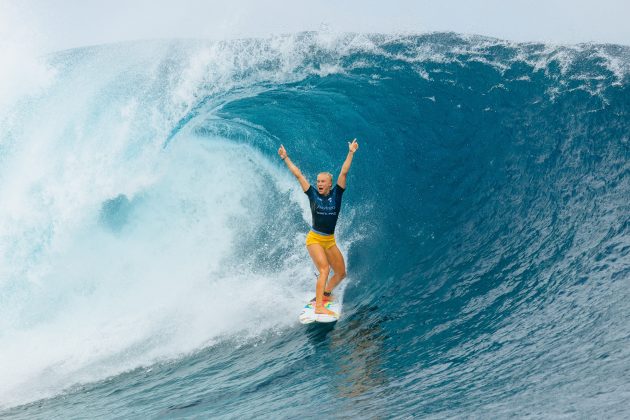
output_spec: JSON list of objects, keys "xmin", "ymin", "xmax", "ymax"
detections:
[{"xmin": 1, "ymin": 32, "xmax": 629, "ymax": 418}]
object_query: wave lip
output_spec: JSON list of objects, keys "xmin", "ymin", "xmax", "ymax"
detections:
[{"xmin": 1, "ymin": 33, "xmax": 629, "ymax": 417}]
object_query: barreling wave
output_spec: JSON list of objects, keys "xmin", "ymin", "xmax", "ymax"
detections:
[{"xmin": 0, "ymin": 32, "xmax": 628, "ymax": 418}]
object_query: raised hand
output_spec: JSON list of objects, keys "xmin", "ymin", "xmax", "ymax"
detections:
[
  {"xmin": 278, "ymin": 144, "xmax": 288, "ymax": 159},
  {"xmin": 348, "ymin": 138, "xmax": 359, "ymax": 153}
]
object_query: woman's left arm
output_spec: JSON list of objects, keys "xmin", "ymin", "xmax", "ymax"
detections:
[{"xmin": 337, "ymin": 139, "xmax": 359, "ymax": 189}]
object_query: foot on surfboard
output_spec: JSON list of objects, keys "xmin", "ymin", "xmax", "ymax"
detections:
[
  {"xmin": 314, "ymin": 306, "xmax": 338, "ymax": 317},
  {"xmin": 309, "ymin": 294, "xmax": 334, "ymax": 303},
  {"xmin": 300, "ymin": 297, "xmax": 341, "ymax": 324}
]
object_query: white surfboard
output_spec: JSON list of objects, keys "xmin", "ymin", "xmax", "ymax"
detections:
[{"xmin": 299, "ymin": 297, "xmax": 342, "ymax": 324}]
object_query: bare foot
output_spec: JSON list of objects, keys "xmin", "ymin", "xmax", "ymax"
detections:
[
  {"xmin": 315, "ymin": 306, "xmax": 338, "ymax": 317},
  {"xmin": 310, "ymin": 295, "xmax": 335, "ymax": 303}
]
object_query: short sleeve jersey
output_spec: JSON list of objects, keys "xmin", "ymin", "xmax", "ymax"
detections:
[{"xmin": 304, "ymin": 184, "xmax": 345, "ymax": 235}]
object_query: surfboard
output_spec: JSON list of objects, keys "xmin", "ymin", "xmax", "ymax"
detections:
[{"xmin": 299, "ymin": 297, "xmax": 341, "ymax": 324}]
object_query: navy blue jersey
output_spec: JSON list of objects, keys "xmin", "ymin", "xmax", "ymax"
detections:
[{"xmin": 304, "ymin": 184, "xmax": 345, "ymax": 235}]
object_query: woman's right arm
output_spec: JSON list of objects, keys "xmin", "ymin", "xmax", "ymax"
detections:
[{"xmin": 278, "ymin": 145, "xmax": 310, "ymax": 192}]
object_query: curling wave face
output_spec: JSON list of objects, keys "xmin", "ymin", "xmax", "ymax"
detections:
[{"xmin": 0, "ymin": 33, "xmax": 629, "ymax": 417}]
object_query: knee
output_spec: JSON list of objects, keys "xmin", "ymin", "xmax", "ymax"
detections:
[
  {"xmin": 338, "ymin": 270, "xmax": 346, "ymax": 280},
  {"xmin": 319, "ymin": 266, "xmax": 330, "ymax": 276}
]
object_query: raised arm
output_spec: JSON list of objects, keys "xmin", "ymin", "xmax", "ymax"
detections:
[
  {"xmin": 278, "ymin": 145, "xmax": 310, "ymax": 192},
  {"xmin": 337, "ymin": 139, "xmax": 359, "ymax": 189}
]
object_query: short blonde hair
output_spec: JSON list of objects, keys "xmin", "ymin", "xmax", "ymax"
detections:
[{"xmin": 318, "ymin": 172, "xmax": 333, "ymax": 183}]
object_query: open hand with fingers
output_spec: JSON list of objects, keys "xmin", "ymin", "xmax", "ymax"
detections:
[
  {"xmin": 278, "ymin": 144, "xmax": 288, "ymax": 159},
  {"xmin": 348, "ymin": 138, "xmax": 359, "ymax": 153}
]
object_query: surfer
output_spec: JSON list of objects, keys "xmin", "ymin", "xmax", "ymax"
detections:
[{"xmin": 278, "ymin": 139, "xmax": 358, "ymax": 317}]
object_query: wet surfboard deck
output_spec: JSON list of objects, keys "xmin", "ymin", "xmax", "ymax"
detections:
[{"xmin": 299, "ymin": 297, "xmax": 341, "ymax": 324}]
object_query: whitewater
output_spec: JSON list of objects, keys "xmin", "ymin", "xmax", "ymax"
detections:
[{"xmin": 0, "ymin": 32, "xmax": 629, "ymax": 418}]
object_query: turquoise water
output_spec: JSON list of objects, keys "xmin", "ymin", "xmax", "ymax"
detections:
[{"xmin": 1, "ymin": 33, "xmax": 628, "ymax": 418}]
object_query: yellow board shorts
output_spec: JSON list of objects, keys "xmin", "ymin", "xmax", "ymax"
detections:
[{"xmin": 305, "ymin": 230, "xmax": 337, "ymax": 249}]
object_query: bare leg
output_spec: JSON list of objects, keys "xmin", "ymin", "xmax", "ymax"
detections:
[
  {"xmin": 324, "ymin": 244, "xmax": 346, "ymax": 295},
  {"xmin": 307, "ymin": 244, "xmax": 337, "ymax": 316}
]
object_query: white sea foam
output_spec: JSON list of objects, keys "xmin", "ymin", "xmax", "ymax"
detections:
[
  {"xmin": 0, "ymin": 29, "xmax": 626, "ymax": 409},
  {"xmin": 0, "ymin": 37, "xmax": 334, "ymax": 408},
  {"xmin": 0, "ymin": 132, "xmax": 320, "ymax": 407}
]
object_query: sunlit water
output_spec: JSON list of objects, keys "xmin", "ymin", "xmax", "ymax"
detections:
[{"xmin": 1, "ymin": 33, "xmax": 629, "ymax": 418}]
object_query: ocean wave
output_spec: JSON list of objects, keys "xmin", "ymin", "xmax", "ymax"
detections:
[{"xmin": 0, "ymin": 32, "xmax": 628, "ymax": 417}]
